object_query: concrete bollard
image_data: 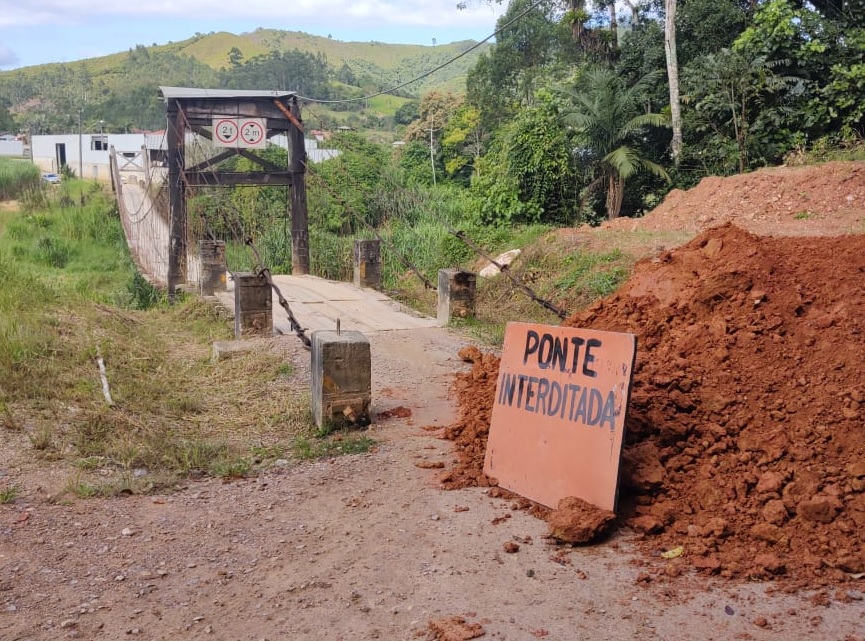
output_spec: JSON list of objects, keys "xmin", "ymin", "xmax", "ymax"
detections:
[
  {"xmin": 234, "ymin": 272, "xmax": 272, "ymax": 338},
  {"xmin": 437, "ymin": 268, "xmax": 477, "ymax": 326},
  {"xmin": 199, "ymin": 239, "xmax": 227, "ymax": 295},
  {"xmin": 311, "ymin": 329, "xmax": 371, "ymax": 429},
  {"xmin": 353, "ymin": 239, "xmax": 382, "ymax": 290}
]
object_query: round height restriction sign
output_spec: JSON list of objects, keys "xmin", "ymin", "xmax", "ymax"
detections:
[
  {"xmin": 240, "ymin": 120, "xmax": 265, "ymax": 146},
  {"xmin": 214, "ymin": 119, "xmax": 239, "ymax": 145}
]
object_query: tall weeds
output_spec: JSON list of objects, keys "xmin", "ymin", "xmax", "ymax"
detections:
[{"xmin": 0, "ymin": 158, "xmax": 41, "ymax": 201}]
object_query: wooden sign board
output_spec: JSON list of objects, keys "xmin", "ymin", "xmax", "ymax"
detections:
[{"xmin": 483, "ymin": 322, "xmax": 637, "ymax": 512}]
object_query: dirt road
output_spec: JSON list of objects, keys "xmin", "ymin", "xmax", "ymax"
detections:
[{"xmin": 2, "ymin": 327, "xmax": 863, "ymax": 641}]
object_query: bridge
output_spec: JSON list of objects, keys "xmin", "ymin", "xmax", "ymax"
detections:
[{"xmin": 112, "ymin": 165, "xmax": 439, "ymax": 334}]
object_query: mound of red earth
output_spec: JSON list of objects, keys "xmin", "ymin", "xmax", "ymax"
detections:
[
  {"xmin": 440, "ymin": 224, "xmax": 865, "ymax": 589},
  {"xmin": 604, "ymin": 161, "xmax": 865, "ymax": 237}
]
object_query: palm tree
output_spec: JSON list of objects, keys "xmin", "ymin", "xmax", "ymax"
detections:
[{"xmin": 561, "ymin": 67, "xmax": 671, "ymax": 220}]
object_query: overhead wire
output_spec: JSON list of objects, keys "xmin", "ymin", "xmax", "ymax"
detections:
[{"xmin": 296, "ymin": 0, "xmax": 552, "ymax": 105}]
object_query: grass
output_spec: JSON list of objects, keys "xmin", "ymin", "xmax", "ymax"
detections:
[
  {"xmin": 0, "ymin": 181, "xmax": 352, "ymax": 500},
  {"xmin": 293, "ymin": 429, "xmax": 376, "ymax": 460},
  {"xmin": 0, "ymin": 158, "xmax": 42, "ymax": 201},
  {"xmin": 0, "ymin": 484, "xmax": 19, "ymax": 504}
]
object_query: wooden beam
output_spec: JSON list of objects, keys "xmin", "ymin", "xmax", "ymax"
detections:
[
  {"xmin": 185, "ymin": 171, "xmax": 292, "ymax": 187},
  {"xmin": 288, "ymin": 97, "xmax": 309, "ymax": 274},
  {"xmin": 187, "ymin": 148, "xmax": 236, "ymax": 173},
  {"xmin": 273, "ymin": 98, "xmax": 304, "ymax": 133},
  {"xmin": 238, "ymin": 148, "xmax": 285, "ymax": 173}
]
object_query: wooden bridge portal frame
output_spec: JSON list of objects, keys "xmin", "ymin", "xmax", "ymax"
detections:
[{"xmin": 158, "ymin": 87, "xmax": 309, "ymax": 299}]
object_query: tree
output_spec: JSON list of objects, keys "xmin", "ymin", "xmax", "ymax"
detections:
[
  {"xmin": 560, "ymin": 67, "xmax": 671, "ymax": 219},
  {"xmin": 684, "ymin": 50, "xmax": 799, "ymax": 174},
  {"xmin": 0, "ymin": 102, "xmax": 16, "ymax": 133},
  {"xmin": 733, "ymin": 0, "xmax": 865, "ymax": 142},
  {"xmin": 228, "ymin": 47, "xmax": 244, "ymax": 67},
  {"xmin": 466, "ymin": 0, "xmax": 566, "ymax": 131},
  {"xmin": 394, "ymin": 101, "xmax": 420, "ymax": 126},
  {"xmin": 471, "ymin": 92, "xmax": 578, "ymax": 225},
  {"xmin": 336, "ymin": 63, "xmax": 357, "ymax": 86},
  {"xmin": 441, "ymin": 105, "xmax": 488, "ymax": 184}
]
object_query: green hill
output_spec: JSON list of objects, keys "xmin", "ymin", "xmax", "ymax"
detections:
[{"xmin": 0, "ymin": 30, "xmax": 488, "ymax": 135}]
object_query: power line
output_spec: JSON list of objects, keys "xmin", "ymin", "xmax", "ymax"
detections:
[{"xmin": 297, "ymin": 0, "xmax": 552, "ymax": 105}]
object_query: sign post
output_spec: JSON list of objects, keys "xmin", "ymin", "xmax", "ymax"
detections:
[{"xmin": 483, "ymin": 322, "xmax": 637, "ymax": 512}]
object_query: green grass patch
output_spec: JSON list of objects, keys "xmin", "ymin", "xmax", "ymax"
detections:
[
  {"xmin": 0, "ymin": 484, "xmax": 20, "ymax": 504},
  {"xmin": 293, "ymin": 425, "xmax": 375, "ymax": 460},
  {"xmin": 0, "ymin": 158, "xmax": 42, "ymax": 201},
  {"xmin": 1, "ymin": 177, "xmax": 320, "ymax": 497}
]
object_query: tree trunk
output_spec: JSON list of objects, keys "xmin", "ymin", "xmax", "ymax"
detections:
[
  {"xmin": 606, "ymin": 173, "xmax": 624, "ymax": 219},
  {"xmin": 569, "ymin": 0, "xmax": 586, "ymax": 43},
  {"xmin": 622, "ymin": 0, "xmax": 640, "ymax": 23},
  {"xmin": 609, "ymin": 2, "xmax": 618, "ymax": 50},
  {"xmin": 664, "ymin": 0, "xmax": 683, "ymax": 166}
]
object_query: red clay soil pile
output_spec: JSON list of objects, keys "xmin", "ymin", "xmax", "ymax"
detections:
[
  {"xmin": 441, "ymin": 223, "xmax": 865, "ymax": 589},
  {"xmin": 603, "ymin": 161, "xmax": 865, "ymax": 237}
]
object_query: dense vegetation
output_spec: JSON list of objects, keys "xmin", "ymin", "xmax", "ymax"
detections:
[{"xmin": 190, "ymin": 0, "xmax": 864, "ymax": 283}]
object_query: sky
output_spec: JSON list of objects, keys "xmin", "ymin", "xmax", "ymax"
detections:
[{"xmin": 0, "ymin": 0, "xmax": 508, "ymax": 70}]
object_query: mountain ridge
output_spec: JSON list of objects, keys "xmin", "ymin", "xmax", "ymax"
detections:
[{"xmin": 0, "ymin": 29, "xmax": 488, "ymax": 133}]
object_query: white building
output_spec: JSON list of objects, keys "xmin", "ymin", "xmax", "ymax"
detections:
[
  {"xmin": 30, "ymin": 131, "xmax": 339, "ymax": 182},
  {"xmin": 31, "ymin": 133, "xmax": 150, "ymax": 181}
]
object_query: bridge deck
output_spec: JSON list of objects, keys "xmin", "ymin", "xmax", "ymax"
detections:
[{"xmin": 215, "ymin": 274, "xmax": 439, "ymax": 335}]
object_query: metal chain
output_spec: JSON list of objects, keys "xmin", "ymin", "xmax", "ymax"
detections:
[{"xmin": 451, "ymin": 229, "xmax": 568, "ymax": 320}]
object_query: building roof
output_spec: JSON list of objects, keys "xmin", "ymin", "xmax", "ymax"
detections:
[{"xmin": 158, "ymin": 87, "xmax": 297, "ymax": 101}]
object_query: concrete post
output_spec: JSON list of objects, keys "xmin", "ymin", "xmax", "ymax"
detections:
[
  {"xmin": 199, "ymin": 239, "xmax": 227, "ymax": 296},
  {"xmin": 437, "ymin": 269, "xmax": 477, "ymax": 326},
  {"xmin": 311, "ymin": 330, "xmax": 371, "ymax": 429},
  {"xmin": 353, "ymin": 239, "xmax": 382, "ymax": 290},
  {"xmin": 233, "ymin": 272, "xmax": 272, "ymax": 338}
]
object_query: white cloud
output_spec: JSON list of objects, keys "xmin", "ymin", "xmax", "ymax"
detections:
[
  {"xmin": 0, "ymin": 1, "xmax": 505, "ymax": 30},
  {"xmin": 0, "ymin": 43, "xmax": 20, "ymax": 67}
]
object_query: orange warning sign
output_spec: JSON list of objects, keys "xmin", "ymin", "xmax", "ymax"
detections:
[{"xmin": 483, "ymin": 322, "xmax": 637, "ymax": 512}]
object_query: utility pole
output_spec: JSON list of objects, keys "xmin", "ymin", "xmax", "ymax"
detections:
[
  {"xmin": 78, "ymin": 108, "xmax": 83, "ymax": 178},
  {"xmin": 429, "ymin": 115, "xmax": 436, "ymax": 187}
]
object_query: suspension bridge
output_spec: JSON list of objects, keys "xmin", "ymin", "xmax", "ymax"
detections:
[{"xmin": 112, "ymin": 163, "xmax": 439, "ymax": 335}]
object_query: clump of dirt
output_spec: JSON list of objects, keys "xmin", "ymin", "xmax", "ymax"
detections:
[
  {"xmin": 377, "ymin": 406, "xmax": 412, "ymax": 420},
  {"xmin": 438, "ymin": 350, "xmax": 500, "ymax": 490},
  {"xmin": 426, "ymin": 616, "xmax": 486, "ymax": 641},
  {"xmin": 547, "ymin": 496, "xmax": 616, "ymax": 544},
  {"xmin": 441, "ymin": 223, "xmax": 865, "ymax": 590}
]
